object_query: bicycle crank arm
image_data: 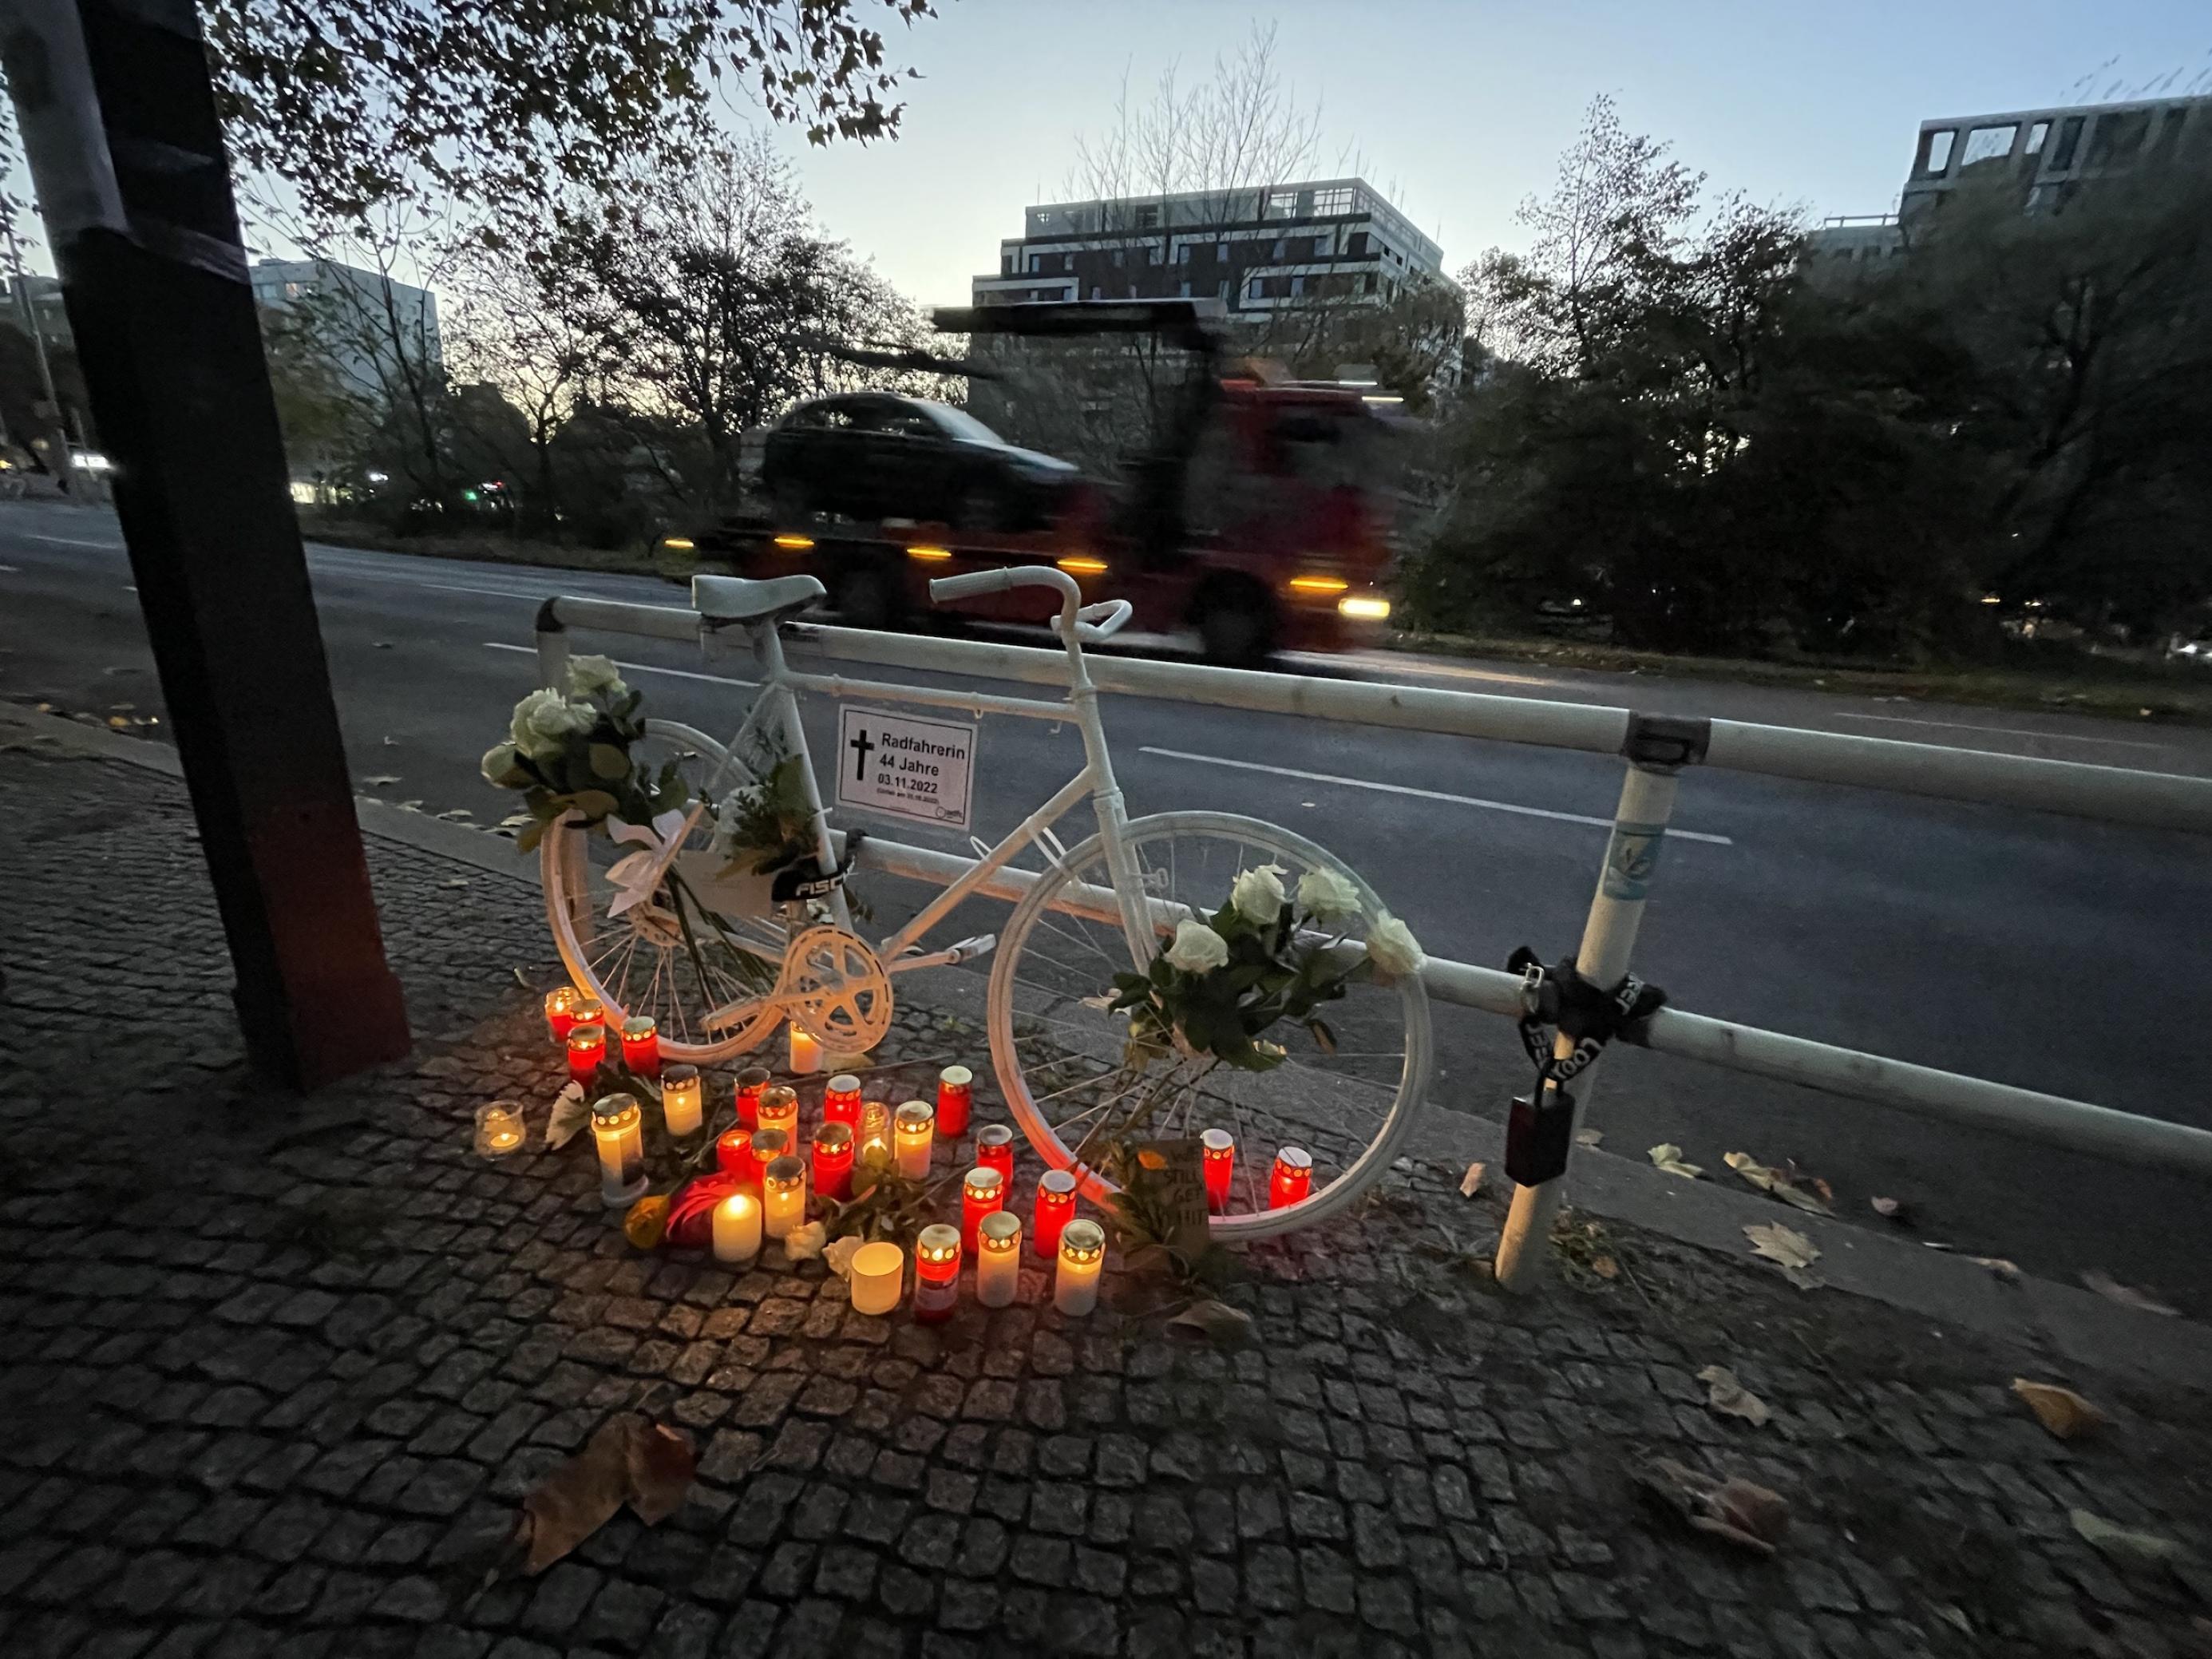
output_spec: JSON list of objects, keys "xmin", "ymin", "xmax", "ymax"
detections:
[{"xmin": 884, "ymin": 933, "xmax": 998, "ymax": 973}]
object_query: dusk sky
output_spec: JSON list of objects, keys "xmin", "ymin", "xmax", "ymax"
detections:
[{"xmin": 779, "ymin": 0, "xmax": 2211, "ymax": 307}]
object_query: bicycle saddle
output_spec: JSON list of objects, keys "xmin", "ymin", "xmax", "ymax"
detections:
[{"xmin": 692, "ymin": 572, "xmax": 826, "ymax": 624}]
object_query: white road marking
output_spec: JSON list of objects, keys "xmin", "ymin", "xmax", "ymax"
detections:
[
  {"xmin": 29, "ymin": 534, "xmax": 121, "ymax": 549},
  {"xmin": 321, "ymin": 565, "xmax": 556, "ymax": 601},
  {"xmin": 1825, "ymin": 710, "xmax": 2172, "ymax": 753},
  {"xmin": 0, "ymin": 563, "xmax": 17, "ymax": 573},
  {"xmin": 483, "ymin": 640, "xmax": 756, "ymax": 689},
  {"xmin": 1138, "ymin": 746, "xmax": 1734, "ymax": 845}
]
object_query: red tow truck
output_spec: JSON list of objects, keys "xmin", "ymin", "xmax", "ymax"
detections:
[{"xmin": 688, "ymin": 300, "xmax": 1399, "ymax": 665}]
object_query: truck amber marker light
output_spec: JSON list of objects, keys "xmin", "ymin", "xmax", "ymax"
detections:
[
  {"xmin": 1339, "ymin": 596, "xmax": 1391, "ymax": 621},
  {"xmin": 1288, "ymin": 575, "xmax": 1349, "ymax": 594},
  {"xmin": 662, "ymin": 537, "xmax": 694, "ymax": 549},
  {"xmin": 773, "ymin": 533, "xmax": 814, "ymax": 550},
  {"xmin": 1056, "ymin": 555, "xmax": 1108, "ymax": 574},
  {"xmin": 907, "ymin": 545, "xmax": 953, "ymax": 562}
]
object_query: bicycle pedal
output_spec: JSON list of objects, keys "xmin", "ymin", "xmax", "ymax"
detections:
[{"xmin": 946, "ymin": 932, "xmax": 998, "ymax": 963}]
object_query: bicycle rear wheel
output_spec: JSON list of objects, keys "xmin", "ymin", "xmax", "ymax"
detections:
[
  {"xmin": 541, "ymin": 719, "xmax": 785, "ymax": 1064},
  {"xmin": 986, "ymin": 811, "xmax": 1432, "ymax": 1240}
]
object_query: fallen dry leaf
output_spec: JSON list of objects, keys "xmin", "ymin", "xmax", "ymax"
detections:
[
  {"xmin": 545, "ymin": 1083, "xmax": 590, "ymax": 1150},
  {"xmin": 1870, "ymin": 1195, "xmax": 1911, "ymax": 1224},
  {"xmin": 439, "ymin": 877, "xmax": 471, "ymax": 889},
  {"xmin": 362, "ymin": 774, "xmax": 402, "ymax": 787},
  {"xmin": 1167, "ymin": 1298, "xmax": 1257, "ymax": 1347},
  {"xmin": 782, "ymin": 1221, "xmax": 828, "ymax": 1262},
  {"xmin": 623, "ymin": 1194, "xmax": 671, "ymax": 1250},
  {"xmin": 1696, "ymin": 1364, "xmax": 1772, "ymax": 1427},
  {"xmin": 2012, "ymin": 1379, "xmax": 2103, "ymax": 1440},
  {"xmin": 1744, "ymin": 1221, "xmax": 1822, "ymax": 1291},
  {"xmin": 1725, "ymin": 1151, "xmax": 1833, "ymax": 1216},
  {"xmin": 2079, "ymin": 1270, "xmax": 2180, "ymax": 1317},
  {"xmin": 1647, "ymin": 1143, "xmax": 1704, "ymax": 1179},
  {"xmin": 520, "ymin": 1414, "xmax": 695, "ymax": 1573},
  {"xmin": 1575, "ymin": 1128, "xmax": 1603, "ymax": 1149},
  {"xmin": 824, "ymin": 1235, "xmax": 864, "ymax": 1278},
  {"xmin": 1970, "ymin": 1256, "xmax": 2020, "ymax": 1282},
  {"xmin": 1589, "ymin": 1254, "xmax": 1619, "ymax": 1281},
  {"xmin": 1635, "ymin": 1457, "xmax": 1789, "ymax": 1555},
  {"xmin": 1933, "ymin": 1606, "xmax": 1973, "ymax": 1637},
  {"xmin": 2072, "ymin": 1509, "xmax": 2189, "ymax": 1568},
  {"xmin": 1458, "ymin": 1161, "xmax": 1486, "ymax": 1198}
]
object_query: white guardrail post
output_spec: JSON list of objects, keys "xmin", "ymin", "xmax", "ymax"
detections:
[{"xmin": 1494, "ymin": 715, "xmax": 1708, "ymax": 1293}]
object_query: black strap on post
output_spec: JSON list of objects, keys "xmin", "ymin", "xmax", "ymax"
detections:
[{"xmin": 1506, "ymin": 946, "xmax": 1668, "ymax": 1088}]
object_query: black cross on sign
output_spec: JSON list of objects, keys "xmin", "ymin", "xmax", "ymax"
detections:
[{"xmin": 849, "ymin": 727, "xmax": 876, "ymax": 782}]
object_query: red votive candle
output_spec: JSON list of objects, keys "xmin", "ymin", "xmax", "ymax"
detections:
[
  {"xmin": 716, "ymin": 1125, "xmax": 754, "ymax": 1182},
  {"xmin": 824, "ymin": 1074, "xmax": 863, "ymax": 1130},
  {"xmin": 975, "ymin": 1123, "xmax": 1015, "ymax": 1186},
  {"xmin": 544, "ymin": 987, "xmax": 581, "ymax": 1042},
  {"xmin": 1033, "ymin": 1168, "xmax": 1077, "ymax": 1258},
  {"xmin": 747, "ymin": 1128, "xmax": 789, "ymax": 1192},
  {"xmin": 734, "ymin": 1066, "xmax": 771, "ymax": 1130},
  {"xmin": 573, "ymin": 996, "xmax": 604, "ymax": 1031},
  {"xmin": 619, "ymin": 1015, "xmax": 660, "ymax": 1078},
  {"xmin": 960, "ymin": 1166, "xmax": 1005, "ymax": 1251},
  {"xmin": 1269, "ymin": 1146, "xmax": 1312, "ymax": 1209},
  {"xmin": 936, "ymin": 1065, "xmax": 973, "ymax": 1138},
  {"xmin": 913, "ymin": 1225, "xmax": 961, "ymax": 1324},
  {"xmin": 1201, "ymin": 1128, "xmax": 1235, "ymax": 1212},
  {"xmin": 565, "ymin": 1023, "xmax": 606, "ymax": 1091},
  {"xmin": 812, "ymin": 1122, "xmax": 855, "ymax": 1202}
]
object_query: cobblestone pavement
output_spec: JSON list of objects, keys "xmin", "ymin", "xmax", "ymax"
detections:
[{"xmin": 3, "ymin": 745, "xmax": 2210, "ymax": 1659}]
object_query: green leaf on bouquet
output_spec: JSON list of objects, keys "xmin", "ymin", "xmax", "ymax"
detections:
[
  {"xmin": 516, "ymin": 818, "xmax": 546, "ymax": 853},
  {"xmin": 569, "ymin": 788, "xmax": 619, "ymax": 820},
  {"xmin": 588, "ymin": 742, "xmax": 630, "ymax": 781}
]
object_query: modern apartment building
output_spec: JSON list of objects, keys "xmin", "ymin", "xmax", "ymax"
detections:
[
  {"xmin": 1809, "ymin": 93, "xmax": 2211, "ymax": 270},
  {"xmin": 971, "ymin": 177, "xmax": 1446, "ymax": 319},
  {"xmin": 250, "ymin": 257, "xmax": 442, "ymax": 394}
]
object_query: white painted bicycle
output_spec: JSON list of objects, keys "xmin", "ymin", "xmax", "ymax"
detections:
[{"xmin": 540, "ymin": 564, "xmax": 1432, "ymax": 1237}]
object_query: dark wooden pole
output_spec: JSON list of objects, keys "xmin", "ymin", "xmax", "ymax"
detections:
[{"xmin": 2, "ymin": 0, "xmax": 410, "ymax": 1087}]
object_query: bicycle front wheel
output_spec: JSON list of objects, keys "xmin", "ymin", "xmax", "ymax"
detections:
[
  {"xmin": 987, "ymin": 811, "xmax": 1433, "ymax": 1240},
  {"xmin": 542, "ymin": 719, "xmax": 785, "ymax": 1064}
]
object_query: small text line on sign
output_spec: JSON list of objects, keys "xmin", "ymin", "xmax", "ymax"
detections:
[{"xmin": 837, "ymin": 707, "xmax": 977, "ymax": 830}]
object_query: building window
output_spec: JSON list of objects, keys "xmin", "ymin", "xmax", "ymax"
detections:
[
  {"xmin": 1345, "ymin": 231, "xmax": 1368, "ymax": 257},
  {"xmin": 1002, "ymin": 255, "xmax": 1013, "ymax": 275},
  {"xmin": 1959, "ymin": 124, "xmax": 2017, "ymax": 168},
  {"xmin": 1176, "ymin": 244, "xmax": 1192, "ymax": 263},
  {"xmin": 1913, "ymin": 128, "xmax": 1957, "ymax": 177},
  {"xmin": 1248, "ymin": 275, "xmax": 1265, "ymax": 300},
  {"xmin": 1290, "ymin": 275, "xmax": 1305, "ymax": 297},
  {"xmin": 1215, "ymin": 241, "xmax": 1229, "ymax": 263},
  {"xmin": 1027, "ymin": 253, "xmax": 1041, "ymax": 273},
  {"xmin": 1135, "ymin": 204, "xmax": 1160, "ymax": 229},
  {"xmin": 2087, "ymin": 109, "xmax": 2150, "ymax": 170},
  {"xmin": 1266, "ymin": 188, "xmax": 1299, "ymax": 218},
  {"xmin": 1146, "ymin": 244, "xmax": 1160, "ymax": 266},
  {"xmin": 1111, "ymin": 248, "xmax": 1123, "ymax": 267},
  {"xmin": 1217, "ymin": 279, "xmax": 1229, "ymax": 299},
  {"xmin": 1179, "ymin": 279, "xmax": 1193, "ymax": 298},
  {"xmin": 2151, "ymin": 105, "xmax": 2190, "ymax": 160},
  {"xmin": 1090, "ymin": 285, "xmax": 1102, "ymax": 299},
  {"xmin": 1313, "ymin": 185, "xmax": 1352, "ymax": 215},
  {"xmin": 1271, "ymin": 238, "xmax": 1287, "ymax": 259},
  {"xmin": 2048, "ymin": 115, "xmax": 2086, "ymax": 171},
  {"xmin": 2024, "ymin": 120, "xmax": 2051, "ymax": 157}
]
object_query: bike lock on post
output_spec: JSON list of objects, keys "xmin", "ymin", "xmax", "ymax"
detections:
[{"xmin": 1493, "ymin": 712, "xmax": 1709, "ymax": 1293}]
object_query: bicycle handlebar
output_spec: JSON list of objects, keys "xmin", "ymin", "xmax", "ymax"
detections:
[
  {"xmin": 1052, "ymin": 599, "xmax": 1134, "ymax": 643},
  {"xmin": 928, "ymin": 565, "xmax": 1081, "ymax": 607}
]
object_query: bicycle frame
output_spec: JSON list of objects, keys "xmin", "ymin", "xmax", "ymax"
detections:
[{"xmin": 714, "ymin": 610, "xmax": 1158, "ymax": 975}]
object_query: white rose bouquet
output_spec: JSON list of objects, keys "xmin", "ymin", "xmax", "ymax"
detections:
[
  {"xmin": 1105, "ymin": 862, "xmax": 1419, "ymax": 1074},
  {"xmin": 482, "ymin": 655, "xmax": 689, "ymax": 849}
]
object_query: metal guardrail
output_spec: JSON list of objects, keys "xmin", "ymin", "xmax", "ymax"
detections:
[{"xmin": 536, "ymin": 598, "xmax": 2212, "ymax": 1281}]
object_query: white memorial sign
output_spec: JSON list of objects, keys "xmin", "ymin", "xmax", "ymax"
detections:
[{"xmin": 836, "ymin": 707, "xmax": 976, "ymax": 830}]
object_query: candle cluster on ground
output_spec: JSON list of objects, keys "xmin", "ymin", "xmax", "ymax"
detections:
[{"xmin": 524, "ymin": 1000, "xmax": 1249, "ymax": 1321}]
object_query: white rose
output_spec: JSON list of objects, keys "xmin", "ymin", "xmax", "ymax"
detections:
[
  {"xmin": 1231, "ymin": 862, "xmax": 1288, "ymax": 924},
  {"xmin": 481, "ymin": 742, "xmax": 522, "ymax": 785},
  {"xmin": 509, "ymin": 689, "xmax": 561, "ymax": 757},
  {"xmin": 1296, "ymin": 866, "xmax": 1362, "ymax": 921},
  {"xmin": 1366, "ymin": 912, "xmax": 1424, "ymax": 979},
  {"xmin": 509, "ymin": 688, "xmax": 596, "ymax": 759},
  {"xmin": 1164, "ymin": 919, "xmax": 1231, "ymax": 974},
  {"xmin": 568, "ymin": 653, "xmax": 627, "ymax": 699}
]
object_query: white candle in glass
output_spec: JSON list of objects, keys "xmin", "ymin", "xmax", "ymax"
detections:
[
  {"xmin": 789, "ymin": 1025, "xmax": 822, "ymax": 1075},
  {"xmin": 591, "ymin": 1095, "xmax": 648, "ymax": 1207},
  {"xmin": 893, "ymin": 1100, "xmax": 935, "ymax": 1181},
  {"xmin": 849, "ymin": 1241, "xmax": 904, "ymax": 1315},
  {"xmin": 762, "ymin": 1155, "xmax": 807, "ymax": 1240},
  {"xmin": 660, "ymin": 1065, "xmax": 703, "ymax": 1138},
  {"xmin": 712, "ymin": 1193, "xmax": 762, "ymax": 1265},
  {"xmin": 976, "ymin": 1210, "xmax": 1022, "ymax": 1308},
  {"xmin": 1054, "ymin": 1219, "xmax": 1105, "ymax": 1316}
]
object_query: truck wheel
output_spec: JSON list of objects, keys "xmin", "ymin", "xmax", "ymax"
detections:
[
  {"xmin": 1196, "ymin": 580, "xmax": 1278, "ymax": 667},
  {"xmin": 837, "ymin": 556, "xmax": 906, "ymax": 632}
]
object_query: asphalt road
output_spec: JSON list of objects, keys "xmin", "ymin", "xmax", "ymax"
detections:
[{"xmin": 7, "ymin": 499, "xmax": 2210, "ymax": 1308}]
